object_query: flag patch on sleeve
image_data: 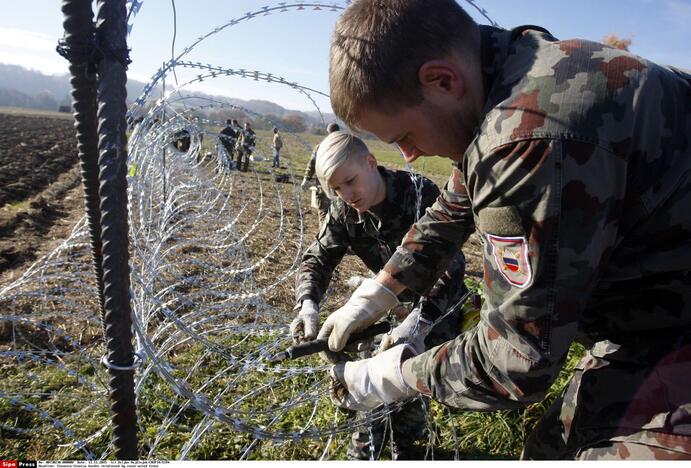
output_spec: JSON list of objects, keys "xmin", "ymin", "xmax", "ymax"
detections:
[{"xmin": 486, "ymin": 234, "xmax": 532, "ymax": 287}]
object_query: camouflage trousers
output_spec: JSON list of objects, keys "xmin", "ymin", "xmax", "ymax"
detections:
[
  {"xmin": 315, "ymin": 188, "xmax": 331, "ymax": 229},
  {"xmin": 234, "ymin": 147, "xmax": 251, "ymax": 172},
  {"xmin": 347, "ymin": 399, "xmax": 428, "ymax": 460},
  {"xmin": 347, "ymin": 300, "xmax": 465, "ymax": 460},
  {"xmin": 522, "ymin": 339, "xmax": 691, "ymax": 460}
]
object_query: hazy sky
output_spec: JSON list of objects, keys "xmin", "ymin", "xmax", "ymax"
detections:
[{"xmin": 1, "ymin": 0, "xmax": 689, "ymax": 113}]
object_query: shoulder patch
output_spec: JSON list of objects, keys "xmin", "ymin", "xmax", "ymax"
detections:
[
  {"xmin": 478, "ymin": 206, "xmax": 524, "ymax": 236},
  {"xmin": 486, "ymin": 234, "xmax": 532, "ymax": 288}
]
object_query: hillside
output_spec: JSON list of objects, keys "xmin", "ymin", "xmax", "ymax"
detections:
[{"xmin": 0, "ymin": 63, "xmax": 338, "ymax": 128}]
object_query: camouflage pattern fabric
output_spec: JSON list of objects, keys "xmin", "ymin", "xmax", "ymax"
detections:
[
  {"xmin": 303, "ymin": 145, "xmax": 319, "ymax": 180},
  {"xmin": 219, "ymin": 125, "xmax": 238, "ymax": 155},
  {"xmin": 347, "ymin": 398, "xmax": 428, "ymax": 460},
  {"xmin": 235, "ymin": 128, "xmax": 255, "ymax": 172},
  {"xmin": 295, "ymin": 166, "xmax": 468, "ymax": 457},
  {"xmin": 303, "ymin": 144, "xmax": 332, "ymax": 225},
  {"xmin": 388, "ymin": 25, "xmax": 691, "ymax": 458},
  {"xmin": 219, "ymin": 125, "xmax": 238, "ymax": 169},
  {"xmin": 296, "ymin": 165, "xmax": 467, "ymax": 321},
  {"xmin": 239, "ymin": 127, "xmax": 256, "ymax": 150},
  {"xmin": 316, "ymin": 191, "xmax": 331, "ymax": 227}
]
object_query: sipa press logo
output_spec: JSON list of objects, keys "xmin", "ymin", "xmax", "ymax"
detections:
[{"xmin": 0, "ymin": 462, "xmax": 36, "ymax": 468}]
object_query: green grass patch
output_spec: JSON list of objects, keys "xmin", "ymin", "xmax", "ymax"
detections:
[
  {"xmin": 3, "ymin": 200, "xmax": 31, "ymax": 212},
  {"xmin": 0, "ymin": 107, "xmax": 73, "ymax": 120}
]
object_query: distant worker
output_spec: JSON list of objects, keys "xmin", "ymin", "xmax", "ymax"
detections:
[
  {"xmin": 301, "ymin": 122, "xmax": 340, "ymax": 226},
  {"xmin": 172, "ymin": 129, "xmax": 191, "ymax": 152},
  {"xmin": 235, "ymin": 121, "xmax": 256, "ymax": 172},
  {"xmin": 219, "ymin": 119, "xmax": 240, "ymax": 170},
  {"xmin": 272, "ymin": 127, "xmax": 283, "ymax": 168}
]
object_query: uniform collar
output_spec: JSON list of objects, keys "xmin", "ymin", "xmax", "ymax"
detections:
[
  {"xmin": 479, "ymin": 25, "xmax": 511, "ymax": 101},
  {"xmin": 478, "ymin": 24, "xmax": 553, "ymax": 111}
]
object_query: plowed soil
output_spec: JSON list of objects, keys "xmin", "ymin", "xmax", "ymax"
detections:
[
  {"xmin": 0, "ymin": 111, "xmax": 85, "ymax": 284},
  {"xmin": 0, "ymin": 109, "xmax": 483, "ymax": 291}
]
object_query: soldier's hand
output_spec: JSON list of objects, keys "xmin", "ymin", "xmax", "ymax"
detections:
[
  {"xmin": 378, "ymin": 307, "xmax": 433, "ymax": 355},
  {"xmin": 329, "ymin": 344, "xmax": 417, "ymax": 411},
  {"xmin": 289, "ymin": 299, "xmax": 319, "ymax": 344},
  {"xmin": 317, "ymin": 279, "xmax": 399, "ymax": 352}
]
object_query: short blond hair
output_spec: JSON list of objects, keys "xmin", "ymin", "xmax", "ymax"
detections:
[
  {"xmin": 315, "ymin": 131, "xmax": 370, "ymax": 198},
  {"xmin": 330, "ymin": 0, "xmax": 479, "ymax": 129}
]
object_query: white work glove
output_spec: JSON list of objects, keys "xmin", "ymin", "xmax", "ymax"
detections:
[
  {"xmin": 346, "ymin": 275, "xmax": 366, "ymax": 289},
  {"xmin": 330, "ymin": 344, "xmax": 417, "ymax": 411},
  {"xmin": 317, "ymin": 278, "xmax": 399, "ymax": 352},
  {"xmin": 289, "ymin": 299, "xmax": 319, "ymax": 343},
  {"xmin": 300, "ymin": 178, "xmax": 309, "ymax": 191},
  {"xmin": 378, "ymin": 308, "xmax": 434, "ymax": 355}
]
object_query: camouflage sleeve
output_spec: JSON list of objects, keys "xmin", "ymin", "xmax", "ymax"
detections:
[
  {"xmin": 294, "ymin": 203, "xmax": 349, "ymax": 306},
  {"xmin": 304, "ymin": 148, "xmax": 318, "ymax": 180},
  {"xmin": 418, "ymin": 252, "xmax": 466, "ymax": 322},
  {"xmin": 412, "ymin": 177, "xmax": 466, "ymax": 320},
  {"xmin": 384, "ymin": 163, "xmax": 475, "ymax": 295},
  {"xmin": 400, "ymin": 139, "xmax": 627, "ymax": 410},
  {"xmin": 416, "ymin": 176, "xmax": 441, "ymax": 219}
]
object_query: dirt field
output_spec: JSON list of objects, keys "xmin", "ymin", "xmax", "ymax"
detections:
[
  {"xmin": 0, "ymin": 109, "xmax": 483, "ymax": 291},
  {"xmin": 0, "ymin": 111, "xmax": 86, "ymax": 284}
]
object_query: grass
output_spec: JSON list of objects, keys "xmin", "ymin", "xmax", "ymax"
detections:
[
  {"xmin": 0, "ymin": 107, "xmax": 74, "ymax": 120},
  {"xmin": 0, "ymin": 276, "xmax": 585, "ymax": 460},
  {"xmin": 201, "ymin": 127, "xmax": 453, "ymax": 184},
  {"xmin": 3, "ymin": 200, "xmax": 31, "ymax": 212}
]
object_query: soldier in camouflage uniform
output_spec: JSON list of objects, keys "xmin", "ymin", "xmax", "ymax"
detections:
[
  {"xmin": 301, "ymin": 123, "xmax": 341, "ymax": 226},
  {"xmin": 292, "ymin": 131, "xmax": 467, "ymax": 459},
  {"xmin": 219, "ymin": 119, "xmax": 240, "ymax": 170},
  {"xmin": 321, "ymin": 0, "xmax": 691, "ymax": 460},
  {"xmin": 235, "ymin": 121, "xmax": 256, "ymax": 172}
]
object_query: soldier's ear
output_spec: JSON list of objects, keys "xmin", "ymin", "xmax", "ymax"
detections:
[
  {"xmin": 365, "ymin": 153, "xmax": 377, "ymax": 169},
  {"xmin": 418, "ymin": 59, "xmax": 465, "ymax": 101}
]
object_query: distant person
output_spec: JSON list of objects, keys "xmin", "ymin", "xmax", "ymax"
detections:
[
  {"xmin": 301, "ymin": 122, "xmax": 340, "ymax": 226},
  {"xmin": 172, "ymin": 129, "xmax": 190, "ymax": 152},
  {"xmin": 219, "ymin": 119, "xmax": 239, "ymax": 169},
  {"xmin": 292, "ymin": 130, "xmax": 467, "ymax": 459},
  {"xmin": 235, "ymin": 121, "xmax": 256, "ymax": 172},
  {"xmin": 271, "ymin": 127, "xmax": 283, "ymax": 168}
]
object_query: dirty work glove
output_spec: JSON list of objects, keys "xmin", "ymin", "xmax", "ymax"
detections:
[
  {"xmin": 378, "ymin": 308, "xmax": 433, "ymax": 355},
  {"xmin": 289, "ymin": 299, "xmax": 319, "ymax": 344},
  {"xmin": 317, "ymin": 278, "xmax": 399, "ymax": 352},
  {"xmin": 300, "ymin": 178, "xmax": 309, "ymax": 191},
  {"xmin": 330, "ymin": 344, "xmax": 417, "ymax": 411}
]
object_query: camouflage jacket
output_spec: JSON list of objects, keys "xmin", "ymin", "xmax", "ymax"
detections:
[
  {"xmin": 296, "ymin": 166, "xmax": 465, "ymax": 317},
  {"xmin": 219, "ymin": 125, "xmax": 238, "ymax": 150},
  {"xmin": 391, "ymin": 25, "xmax": 691, "ymax": 416},
  {"xmin": 220, "ymin": 125, "xmax": 238, "ymax": 142},
  {"xmin": 238, "ymin": 128, "xmax": 256, "ymax": 149},
  {"xmin": 304, "ymin": 146, "xmax": 318, "ymax": 180}
]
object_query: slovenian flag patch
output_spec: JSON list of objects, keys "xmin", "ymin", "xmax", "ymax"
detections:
[{"xmin": 486, "ymin": 234, "xmax": 532, "ymax": 287}]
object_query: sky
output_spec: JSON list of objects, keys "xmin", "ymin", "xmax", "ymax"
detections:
[{"xmin": 1, "ymin": 0, "xmax": 689, "ymax": 114}]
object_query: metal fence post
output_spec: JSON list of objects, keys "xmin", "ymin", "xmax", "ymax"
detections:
[{"xmin": 60, "ymin": 0, "xmax": 139, "ymax": 459}]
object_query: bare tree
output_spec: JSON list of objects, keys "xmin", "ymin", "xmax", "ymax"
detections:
[{"xmin": 603, "ymin": 33, "xmax": 632, "ymax": 51}]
